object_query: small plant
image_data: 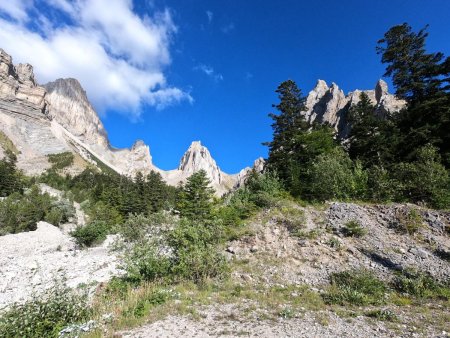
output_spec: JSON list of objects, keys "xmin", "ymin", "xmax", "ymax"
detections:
[
  {"xmin": 278, "ymin": 307, "xmax": 295, "ymax": 319},
  {"xmin": 342, "ymin": 219, "xmax": 366, "ymax": 237},
  {"xmin": 365, "ymin": 309, "xmax": 397, "ymax": 321},
  {"xmin": 327, "ymin": 236, "xmax": 342, "ymax": 250},
  {"xmin": 323, "ymin": 270, "xmax": 387, "ymax": 305},
  {"xmin": 71, "ymin": 221, "xmax": 109, "ymax": 247},
  {"xmin": 0, "ymin": 283, "xmax": 90, "ymax": 338},
  {"xmin": 393, "ymin": 208, "xmax": 424, "ymax": 234}
]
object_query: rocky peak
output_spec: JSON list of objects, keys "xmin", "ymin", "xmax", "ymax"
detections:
[
  {"xmin": 304, "ymin": 79, "xmax": 405, "ymax": 137},
  {"xmin": 44, "ymin": 78, "xmax": 109, "ymax": 148},
  {"xmin": 15, "ymin": 63, "xmax": 36, "ymax": 86},
  {"xmin": 375, "ymin": 79, "xmax": 388, "ymax": 102},
  {"xmin": 0, "ymin": 49, "xmax": 14, "ymax": 79},
  {"xmin": 178, "ymin": 141, "xmax": 222, "ymax": 184}
]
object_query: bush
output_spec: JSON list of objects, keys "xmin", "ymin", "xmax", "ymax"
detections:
[
  {"xmin": 342, "ymin": 219, "xmax": 367, "ymax": 237},
  {"xmin": 393, "ymin": 145, "xmax": 450, "ymax": 208},
  {"xmin": 0, "ymin": 283, "xmax": 90, "ymax": 338},
  {"xmin": 88, "ymin": 201, "xmax": 122, "ymax": 231},
  {"xmin": 71, "ymin": 221, "xmax": 109, "ymax": 247},
  {"xmin": 392, "ymin": 208, "xmax": 423, "ymax": 234},
  {"xmin": 0, "ymin": 186, "xmax": 55, "ymax": 235},
  {"xmin": 123, "ymin": 241, "xmax": 171, "ymax": 284},
  {"xmin": 323, "ymin": 270, "xmax": 387, "ymax": 305},
  {"xmin": 47, "ymin": 152, "xmax": 74, "ymax": 171},
  {"xmin": 307, "ymin": 148, "xmax": 366, "ymax": 201},
  {"xmin": 393, "ymin": 270, "xmax": 450, "ymax": 299},
  {"xmin": 123, "ymin": 218, "xmax": 228, "ymax": 284}
]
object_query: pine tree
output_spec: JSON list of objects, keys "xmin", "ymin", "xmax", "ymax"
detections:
[
  {"xmin": 177, "ymin": 170, "xmax": 214, "ymax": 221},
  {"xmin": 264, "ymin": 80, "xmax": 309, "ymax": 189},
  {"xmin": 347, "ymin": 92, "xmax": 399, "ymax": 167},
  {"xmin": 377, "ymin": 23, "xmax": 450, "ymax": 166}
]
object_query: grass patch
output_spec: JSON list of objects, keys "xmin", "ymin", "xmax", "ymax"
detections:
[
  {"xmin": 365, "ymin": 309, "xmax": 397, "ymax": 322},
  {"xmin": 323, "ymin": 270, "xmax": 388, "ymax": 306},
  {"xmin": 393, "ymin": 270, "xmax": 450, "ymax": 300}
]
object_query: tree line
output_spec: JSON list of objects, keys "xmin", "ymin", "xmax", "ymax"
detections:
[{"xmin": 264, "ymin": 23, "xmax": 450, "ymax": 208}]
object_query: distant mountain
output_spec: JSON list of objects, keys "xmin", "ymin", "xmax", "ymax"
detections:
[
  {"xmin": 0, "ymin": 48, "xmax": 261, "ymax": 194},
  {"xmin": 0, "ymin": 48, "xmax": 404, "ymax": 193}
]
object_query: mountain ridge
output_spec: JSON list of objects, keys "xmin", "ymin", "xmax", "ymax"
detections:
[{"xmin": 0, "ymin": 48, "xmax": 404, "ymax": 193}]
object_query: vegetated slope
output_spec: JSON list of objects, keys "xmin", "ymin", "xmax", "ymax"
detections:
[{"xmin": 118, "ymin": 201, "xmax": 449, "ymax": 338}]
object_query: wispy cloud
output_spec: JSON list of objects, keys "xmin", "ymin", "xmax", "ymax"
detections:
[
  {"xmin": 0, "ymin": 0, "xmax": 192, "ymax": 118},
  {"xmin": 245, "ymin": 72, "xmax": 253, "ymax": 81},
  {"xmin": 221, "ymin": 22, "xmax": 235, "ymax": 34},
  {"xmin": 206, "ymin": 10, "xmax": 213, "ymax": 23},
  {"xmin": 194, "ymin": 64, "xmax": 223, "ymax": 82}
]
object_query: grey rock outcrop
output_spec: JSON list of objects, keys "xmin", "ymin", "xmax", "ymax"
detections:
[
  {"xmin": 304, "ymin": 79, "xmax": 406, "ymax": 137},
  {"xmin": 234, "ymin": 157, "xmax": 265, "ymax": 188},
  {"xmin": 44, "ymin": 78, "xmax": 109, "ymax": 148}
]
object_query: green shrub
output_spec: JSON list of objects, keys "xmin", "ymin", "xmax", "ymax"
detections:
[
  {"xmin": 47, "ymin": 152, "xmax": 74, "ymax": 170},
  {"xmin": 392, "ymin": 208, "xmax": 423, "ymax": 234},
  {"xmin": 327, "ymin": 237, "xmax": 342, "ymax": 249},
  {"xmin": 44, "ymin": 207, "xmax": 65, "ymax": 226},
  {"xmin": 393, "ymin": 270, "xmax": 450, "ymax": 299},
  {"xmin": 71, "ymin": 221, "xmax": 109, "ymax": 247},
  {"xmin": 323, "ymin": 270, "xmax": 387, "ymax": 305},
  {"xmin": 88, "ymin": 201, "xmax": 122, "ymax": 231},
  {"xmin": 307, "ymin": 148, "xmax": 367, "ymax": 201},
  {"xmin": 0, "ymin": 186, "xmax": 56, "ymax": 235},
  {"xmin": 0, "ymin": 283, "xmax": 90, "ymax": 338},
  {"xmin": 365, "ymin": 309, "xmax": 397, "ymax": 321},
  {"xmin": 342, "ymin": 219, "xmax": 367, "ymax": 237},
  {"xmin": 123, "ymin": 241, "xmax": 171, "ymax": 284},
  {"xmin": 393, "ymin": 145, "xmax": 450, "ymax": 209}
]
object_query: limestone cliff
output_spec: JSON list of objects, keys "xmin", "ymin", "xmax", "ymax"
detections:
[{"xmin": 304, "ymin": 79, "xmax": 405, "ymax": 137}]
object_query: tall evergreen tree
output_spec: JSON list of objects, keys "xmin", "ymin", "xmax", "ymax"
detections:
[
  {"xmin": 377, "ymin": 23, "xmax": 450, "ymax": 165},
  {"xmin": 264, "ymin": 80, "xmax": 309, "ymax": 189},
  {"xmin": 347, "ymin": 92, "xmax": 399, "ymax": 167},
  {"xmin": 177, "ymin": 170, "xmax": 214, "ymax": 221}
]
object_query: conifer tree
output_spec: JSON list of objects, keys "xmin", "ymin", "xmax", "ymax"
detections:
[
  {"xmin": 377, "ymin": 23, "xmax": 450, "ymax": 165},
  {"xmin": 177, "ymin": 170, "xmax": 214, "ymax": 221}
]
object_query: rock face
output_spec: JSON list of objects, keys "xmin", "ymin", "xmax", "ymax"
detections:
[
  {"xmin": 0, "ymin": 48, "xmax": 72, "ymax": 174},
  {"xmin": 0, "ymin": 48, "xmax": 244, "ymax": 193},
  {"xmin": 304, "ymin": 79, "xmax": 406, "ymax": 137},
  {"xmin": 44, "ymin": 78, "xmax": 109, "ymax": 148}
]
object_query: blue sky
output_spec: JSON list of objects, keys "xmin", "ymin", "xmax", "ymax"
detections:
[{"xmin": 1, "ymin": 1, "xmax": 449, "ymax": 173}]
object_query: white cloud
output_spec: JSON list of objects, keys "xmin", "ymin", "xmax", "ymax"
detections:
[
  {"xmin": 0, "ymin": 0, "xmax": 32, "ymax": 22},
  {"xmin": 206, "ymin": 10, "xmax": 213, "ymax": 23},
  {"xmin": 0, "ymin": 0, "xmax": 192, "ymax": 118},
  {"xmin": 194, "ymin": 64, "xmax": 223, "ymax": 82}
]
